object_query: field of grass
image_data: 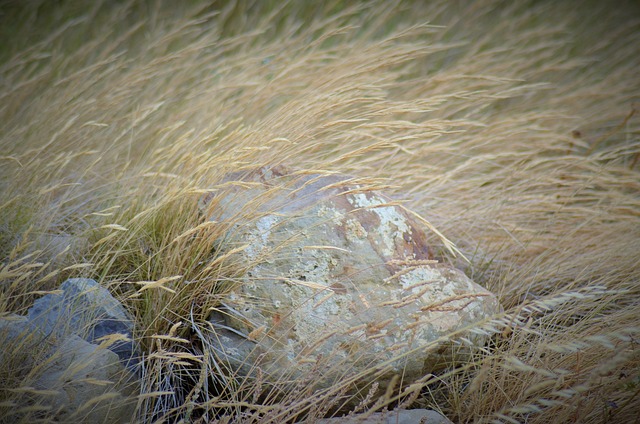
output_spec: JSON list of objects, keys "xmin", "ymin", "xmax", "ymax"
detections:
[{"xmin": 1, "ymin": 1, "xmax": 639, "ymax": 422}]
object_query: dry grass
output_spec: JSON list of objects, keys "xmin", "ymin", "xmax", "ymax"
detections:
[{"xmin": 1, "ymin": 0, "xmax": 639, "ymax": 422}]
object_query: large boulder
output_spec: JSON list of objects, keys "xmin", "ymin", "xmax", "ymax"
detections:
[
  {"xmin": 201, "ymin": 166, "xmax": 502, "ymax": 398},
  {"xmin": 317, "ymin": 409, "xmax": 453, "ymax": 424}
]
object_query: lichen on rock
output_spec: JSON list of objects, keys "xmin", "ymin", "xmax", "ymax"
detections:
[{"xmin": 202, "ymin": 166, "xmax": 502, "ymax": 396}]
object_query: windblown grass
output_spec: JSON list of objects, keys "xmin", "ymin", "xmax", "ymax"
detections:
[{"xmin": 1, "ymin": 0, "xmax": 639, "ymax": 422}]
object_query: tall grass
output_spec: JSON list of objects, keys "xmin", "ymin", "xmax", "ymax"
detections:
[{"xmin": 1, "ymin": 0, "xmax": 639, "ymax": 422}]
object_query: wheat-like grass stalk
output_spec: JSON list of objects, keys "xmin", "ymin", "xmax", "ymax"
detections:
[{"xmin": 1, "ymin": 1, "xmax": 639, "ymax": 423}]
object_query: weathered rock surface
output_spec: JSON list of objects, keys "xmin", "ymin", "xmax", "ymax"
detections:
[
  {"xmin": 0, "ymin": 314, "xmax": 47, "ymax": 355},
  {"xmin": 32, "ymin": 334, "xmax": 138, "ymax": 423},
  {"xmin": 202, "ymin": 166, "xmax": 502, "ymax": 396},
  {"xmin": 1, "ymin": 278, "xmax": 140, "ymax": 423},
  {"xmin": 316, "ymin": 408, "xmax": 453, "ymax": 424},
  {"xmin": 0, "ymin": 314, "xmax": 51, "ymax": 376},
  {"xmin": 28, "ymin": 277, "xmax": 139, "ymax": 368}
]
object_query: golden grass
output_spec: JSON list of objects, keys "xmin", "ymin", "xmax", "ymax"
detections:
[{"xmin": 1, "ymin": 0, "xmax": 639, "ymax": 422}]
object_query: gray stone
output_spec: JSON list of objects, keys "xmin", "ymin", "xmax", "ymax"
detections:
[
  {"xmin": 202, "ymin": 166, "xmax": 502, "ymax": 396},
  {"xmin": 31, "ymin": 232, "xmax": 87, "ymax": 266},
  {"xmin": 32, "ymin": 334, "xmax": 138, "ymax": 423},
  {"xmin": 317, "ymin": 409, "xmax": 453, "ymax": 424},
  {"xmin": 0, "ymin": 314, "xmax": 51, "ymax": 376},
  {"xmin": 27, "ymin": 278, "xmax": 139, "ymax": 368},
  {"xmin": 0, "ymin": 314, "xmax": 139, "ymax": 423},
  {"xmin": 0, "ymin": 314, "xmax": 46, "ymax": 350}
]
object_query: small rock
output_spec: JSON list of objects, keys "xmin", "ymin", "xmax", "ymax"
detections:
[
  {"xmin": 31, "ymin": 232, "xmax": 87, "ymax": 266},
  {"xmin": 28, "ymin": 278, "xmax": 139, "ymax": 368},
  {"xmin": 0, "ymin": 314, "xmax": 51, "ymax": 378},
  {"xmin": 32, "ymin": 334, "xmax": 138, "ymax": 423},
  {"xmin": 0, "ymin": 314, "xmax": 47, "ymax": 354},
  {"xmin": 1, "ymin": 314, "xmax": 139, "ymax": 423}
]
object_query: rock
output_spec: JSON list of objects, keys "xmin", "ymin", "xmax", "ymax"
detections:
[
  {"xmin": 316, "ymin": 409, "xmax": 453, "ymax": 424},
  {"xmin": 31, "ymin": 334, "xmax": 138, "ymax": 423},
  {"xmin": 202, "ymin": 166, "xmax": 502, "ymax": 397},
  {"xmin": 0, "ymin": 314, "xmax": 47, "ymax": 355},
  {"xmin": 0, "ymin": 313, "xmax": 139, "ymax": 423},
  {"xmin": 31, "ymin": 232, "xmax": 88, "ymax": 267},
  {"xmin": 0, "ymin": 314, "xmax": 51, "ymax": 380},
  {"xmin": 28, "ymin": 278, "xmax": 139, "ymax": 368}
]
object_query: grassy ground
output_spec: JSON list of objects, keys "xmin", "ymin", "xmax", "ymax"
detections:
[{"xmin": 1, "ymin": 0, "xmax": 639, "ymax": 422}]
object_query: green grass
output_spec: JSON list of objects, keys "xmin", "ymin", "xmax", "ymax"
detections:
[{"xmin": 1, "ymin": 0, "xmax": 639, "ymax": 422}]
